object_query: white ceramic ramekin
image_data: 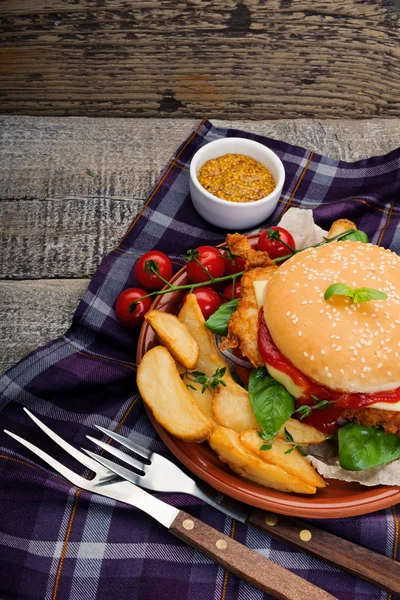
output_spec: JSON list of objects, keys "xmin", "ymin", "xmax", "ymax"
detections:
[{"xmin": 189, "ymin": 137, "xmax": 285, "ymax": 230}]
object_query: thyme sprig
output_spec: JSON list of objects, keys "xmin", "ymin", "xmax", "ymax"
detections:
[
  {"xmin": 295, "ymin": 395, "xmax": 333, "ymax": 420},
  {"xmin": 256, "ymin": 427, "xmax": 307, "ymax": 455},
  {"xmin": 180, "ymin": 367, "xmax": 227, "ymax": 394}
]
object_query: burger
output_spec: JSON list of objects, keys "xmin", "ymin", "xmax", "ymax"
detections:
[{"xmin": 223, "ymin": 233, "xmax": 400, "ymax": 475}]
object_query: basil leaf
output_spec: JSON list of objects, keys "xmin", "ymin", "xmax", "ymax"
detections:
[
  {"xmin": 341, "ymin": 229, "xmax": 369, "ymax": 243},
  {"xmin": 338, "ymin": 423, "xmax": 400, "ymax": 470},
  {"xmin": 352, "ymin": 287, "xmax": 388, "ymax": 304},
  {"xmin": 204, "ymin": 299, "xmax": 239, "ymax": 336},
  {"xmin": 324, "ymin": 283, "xmax": 354, "ymax": 301},
  {"xmin": 248, "ymin": 367, "xmax": 295, "ymax": 440}
]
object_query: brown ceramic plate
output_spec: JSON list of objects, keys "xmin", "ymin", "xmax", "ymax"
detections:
[{"xmin": 136, "ymin": 235, "xmax": 400, "ymax": 518}]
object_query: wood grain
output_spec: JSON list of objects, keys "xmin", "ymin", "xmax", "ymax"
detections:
[
  {"xmin": 0, "ymin": 279, "xmax": 89, "ymax": 373},
  {"xmin": 171, "ymin": 511, "xmax": 337, "ymax": 600},
  {"xmin": 1, "ymin": 1, "xmax": 400, "ymax": 119},
  {"xmin": 247, "ymin": 509, "xmax": 400, "ymax": 595}
]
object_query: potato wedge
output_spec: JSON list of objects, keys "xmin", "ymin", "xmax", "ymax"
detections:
[
  {"xmin": 178, "ymin": 294, "xmax": 227, "ymax": 376},
  {"xmin": 213, "ymin": 378, "xmax": 259, "ymax": 431},
  {"xmin": 240, "ymin": 429, "xmax": 326, "ymax": 489},
  {"xmin": 137, "ymin": 346, "xmax": 213, "ymax": 442},
  {"xmin": 327, "ymin": 218, "xmax": 357, "ymax": 239},
  {"xmin": 279, "ymin": 417, "xmax": 327, "ymax": 445},
  {"xmin": 209, "ymin": 427, "xmax": 317, "ymax": 494},
  {"xmin": 145, "ymin": 310, "xmax": 199, "ymax": 369}
]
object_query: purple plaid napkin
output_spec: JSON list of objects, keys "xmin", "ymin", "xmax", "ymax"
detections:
[{"xmin": 1, "ymin": 119, "xmax": 399, "ymax": 600}]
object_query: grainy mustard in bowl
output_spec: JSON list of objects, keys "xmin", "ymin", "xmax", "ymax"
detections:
[
  {"xmin": 197, "ymin": 153, "xmax": 276, "ymax": 204},
  {"xmin": 189, "ymin": 138, "xmax": 285, "ymax": 230}
]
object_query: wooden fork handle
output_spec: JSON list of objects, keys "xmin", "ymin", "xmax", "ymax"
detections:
[
  {"xmin": 247, "ymin": 509, "xmax": 400, "ymax": 595},
  {"xmin": 170, "ymin": 510, "xmax": 337, "ymax": 600}
]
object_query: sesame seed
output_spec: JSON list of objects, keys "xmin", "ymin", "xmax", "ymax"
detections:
[
  {"xmin": 336, "ymin": 346, "xmax": 342, "ymax": 352},
  {"xmin": 388, "ymin": 371, "xmax": 392, "ymax": 376},
  {"xmin": 297, "ymin": 331, "xmax": 302, "ymax": 337},
  {"xmin": 378, "ymin": 363, "xmax": 383, "ymax": 368},
  {"xmin": 321, "ymin": 349, "xmax": 326, "ymax": 355},
  {"xmin": 304, "ymin": 352, "xmax": 308, "ymax": 357}
]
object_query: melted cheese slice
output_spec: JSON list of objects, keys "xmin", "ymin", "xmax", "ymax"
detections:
[{"xmin": 253, "ymin": 280, "xmax": 269, "ymax": 308}]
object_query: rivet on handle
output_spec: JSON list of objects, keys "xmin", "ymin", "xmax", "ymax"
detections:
[
  {"xmin": 216, "ymin": 539, "xmax": 228, "ymax": 550},
  {"xmin": 265, "ymin": 514, "xmax": 278, "ymax": 526},
  {"xmin": 300, "ymin": 529, "xmax": 312, "ymax": 542},
  {"xmin": 182, "ymin": 519, "xmax": 194, "ymax": 530}
]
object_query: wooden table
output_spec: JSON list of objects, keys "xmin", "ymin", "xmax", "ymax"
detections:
[
  {"xmin": 1, "ymin": 116, "xmax": 400, "ymax": 374},
  {"xmin": 1, "ymin": 1, "xmax": 400, "ymax": 119}
]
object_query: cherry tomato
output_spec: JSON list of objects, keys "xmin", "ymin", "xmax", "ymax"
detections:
[
  {"xmin": 186, "ymin": 246, "xmax": 226, "ymax": 283},
  {"xmin": 134, "ymin": 251, "xmax": 173, "ymax": 290},
  {"xmin": 185, "ymin": 286, "xmax": 223, "ymax": 320},
  {"xmin": 222, "ymin": 251, "xmax": 246, "ymax": 275},
  {"xmin": 257, "ymin": 227, "xmax": 296, "ymax": 260},
  {"xmin": 222, "ymin": 280, "xmax": 241, "ymax": 301},
  {"xmin": 115, "ymin": 288, "xmax": 152, "ymax": 328}
]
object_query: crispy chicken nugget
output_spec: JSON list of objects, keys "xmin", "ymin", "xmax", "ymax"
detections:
[{"xmin": 226, "ymin": 233, "xmax": 274, "ymax": 270}]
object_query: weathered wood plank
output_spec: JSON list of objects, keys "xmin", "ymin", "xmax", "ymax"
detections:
[
  {"xmin": 0, "ymin": 279, "xmax": 89, "ymax": 373},
  {"xmin": 2, "ymin": 117, "xmax": 400, "ymax": 279},
  {"xmin": 0, "ymin": 1, "xmax": 399, "ymax": 119}
]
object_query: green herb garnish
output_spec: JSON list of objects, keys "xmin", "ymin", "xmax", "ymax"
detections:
[
  {"xmin": 338, "ymin": 423, "xmax": 400, "ymax": 470},
  {"xmin": 204, "ymin": 299, "xmax": 239, "ymax": 336},
  {"xmin": 324, "ymin": 283, "xmax": 388, "ymax": 304},
  {"xmin": 182, "ymin": 367, "xmax": 227, "ymax": 394},
  {"xmin": 248, "ymin": 367, "xmax": 295, "ymax": 442}
]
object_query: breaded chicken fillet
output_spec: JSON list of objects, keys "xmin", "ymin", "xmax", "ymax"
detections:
[{"xmin": 221, "ymin": 265, "xmax": 277, "ymax": 367}]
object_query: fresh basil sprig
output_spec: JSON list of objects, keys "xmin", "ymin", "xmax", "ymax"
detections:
[
  {"xmin": 338, "ymin": 423, "xmax": 400, "ymax": 470},
  {"xmin": 204, "ymin": 299, "xmax": 239, "ymax": 336},
  {"xmin": 248, "ymin": 367, "xmax": 295, "ymax": 443},
  {"xmin": 324, "ymin": 283, "xmax": 388, "ymax": 304},
  {"xmin": 340, "ymin": 229, "xmax": 369, "ymax": 243}
]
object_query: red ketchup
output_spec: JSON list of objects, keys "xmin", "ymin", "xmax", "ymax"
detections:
[{"xmin": 257, "ymin": 310, "xmax": 400, "ymax": 434}]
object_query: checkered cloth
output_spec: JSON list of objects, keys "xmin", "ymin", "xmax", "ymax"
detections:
[{"xmin": 1, "ymin": 119, "xmax": 399, "ymax": 600}]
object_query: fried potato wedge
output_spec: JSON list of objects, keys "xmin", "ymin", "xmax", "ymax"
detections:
[
  {"xmin": 137, "ymin": 346, "xmax": 213, "ymax": 442},
  {"xmin": 209, "ymin": 427, "xmax": 317, "ymax": 494},
  {"xmin": 240, "ymin": 429, "xmax": 326, "ymax": 489},
  {"xmin": 327, "ymin": 218, "xmax": 357, "ymax": 239},
  {"xmin": 213, "ymin": 379, "xmax": 259, "ymax": 431},
  {"xmin": 145, "ymin": 310, "xmax": 199, "ymax": 369},
  {"xmin": 178, "ymin": 294, "xmax": 227, "ymax": 376},
  {"xmin": 279, "ymin": 417, "xmax": 327, "ymax": 445}
]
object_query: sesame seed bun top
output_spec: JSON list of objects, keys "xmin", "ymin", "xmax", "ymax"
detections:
[{"xmin": 263, "ymin": 241, "xmax": 400, "ymax": 393}]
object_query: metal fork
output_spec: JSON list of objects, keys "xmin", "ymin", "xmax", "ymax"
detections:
[
  {"xmin": 4, "ymin": 408, "xmax": 336, "ymax": 600},
  {"xmin": 85, "ymin": 423, "xmax": 400, "ymax": 597}
]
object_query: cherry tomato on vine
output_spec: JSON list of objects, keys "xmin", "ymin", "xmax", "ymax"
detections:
[
  {"xmin": 134, "ymin": 250, "xmax": 173, "ymax": 290},
  {"xmin": 222, "ymin": 251, "xmax": 246, "ymax": 275},
  {"xmin": 115, "ymin": 288, "xmax": 152, "ymax": 328},
  {"xmin": 257, "ymin": 227, "xmax": 296, "ymax": 260},
  {"xmin": 222, "ymin": 280, "xmax": 241, "ymax": 301},
  {"xmin": 186, "ymin": 246, "xmax": 226, "ymax": 283},
  {"xmin": 184, "ymin": 286, "xmax": 223, "ymax": 320}
]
